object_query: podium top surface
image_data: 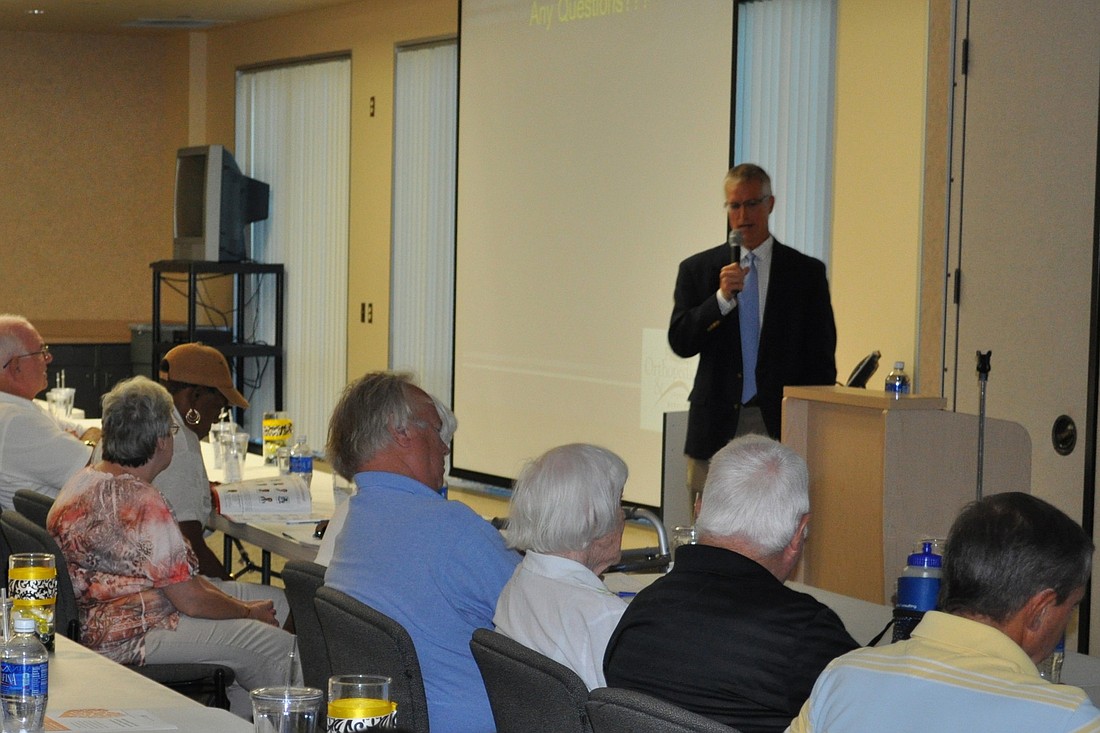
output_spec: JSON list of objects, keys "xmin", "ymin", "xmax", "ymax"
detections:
[{"xmin": 784, "ymin": 385, "xmax": 947, "ymax": 411}]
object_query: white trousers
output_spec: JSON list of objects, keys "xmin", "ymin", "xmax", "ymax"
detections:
[{"xmin": 144, "ymin": 581, "xmax": 299, "ymax": 717}]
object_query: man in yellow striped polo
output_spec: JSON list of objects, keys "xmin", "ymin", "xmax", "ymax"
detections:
[{"xmin": 787, "ymin": 492, "xmax": 1099, "ymax": 733}]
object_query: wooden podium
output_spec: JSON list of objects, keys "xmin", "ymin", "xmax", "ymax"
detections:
[{"xmin": 782, "ymin": 386, "xmax": 1030, "ymax": 604}]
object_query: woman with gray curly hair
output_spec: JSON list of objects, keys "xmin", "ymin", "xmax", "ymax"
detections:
[
  {"xmin": 493, "ymin": 443, "xmax": 629, "ymax": 689},
  {"xmin": 47, "ymin": 376, "xmax": 298, "ymax": 717}
]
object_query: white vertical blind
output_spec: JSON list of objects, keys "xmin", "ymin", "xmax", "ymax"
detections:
[
  {"xmin": 735, "ymin": 0, "xmax": 837, "ymax": 263},
  {"xmin": 235, "ymin": 58, "xmax": 351, "ymax": 452},
  {"xmin": 390, "ymin": 41, "xmax": 458, "ymax": 406}
]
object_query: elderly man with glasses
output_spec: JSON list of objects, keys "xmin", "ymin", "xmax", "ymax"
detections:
[
  {"xmin": 0, "ymin": 314, "xmax": 99, "ymax": 510},
  {"xmin": 325, "ymin": 371, "xmax": 520, "ymax": 733}
]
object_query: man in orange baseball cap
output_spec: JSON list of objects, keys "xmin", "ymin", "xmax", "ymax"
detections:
[{"xmin": 158, "ymin": 344, "xmax": 254, "ymax": 580}]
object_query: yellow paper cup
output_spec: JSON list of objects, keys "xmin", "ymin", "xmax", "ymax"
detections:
[
  {"xmin": 262, "ymin": 412, "xmax": 293, "ymax": 462},
  {"xmin": 8, "ymin": 553, "xmax": 57, "ymax": 648},
  {"xmin": 327, "ymin": 675, "xmax": 396, "ymax": 732},
  {"xmin": 327, "ymin": 697, "xmax": 397, "ymax": 730}
]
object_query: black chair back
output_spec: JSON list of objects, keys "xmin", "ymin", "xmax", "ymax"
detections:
[
  {"xmin": 281, "ymin": 560, "xmax": 331, "ymax": 689},
  {"xmin": 0, "ymin": 509, "xmax": 79, "ymax": 636},
  {"xmin": 469, "ymin": 627, "xmax": 592, "ymax": 733},
  {"xmin": 585, "ymin": 687, "xmax": 741, "ymax": 733},
  {"xmin": 12, "ymin": 490, "xmax": 54, "ymax": 530},
  {"xmin": 0, "ymin": 509, "xmax": 11, "ymax": 585},
  {"xmin": 315, "ymin": 585, "xmax": 430, "ymax": 733}
]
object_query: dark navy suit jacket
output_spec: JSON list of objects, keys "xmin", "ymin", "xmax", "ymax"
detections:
[{"xmin": 668, "ymin": 239, "xmax": 837, "ymax": 459}]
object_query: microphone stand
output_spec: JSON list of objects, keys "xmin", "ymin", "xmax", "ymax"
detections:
[{"xmin": 975, "ymin": 351, "xmax": 992, "ymax": 500}]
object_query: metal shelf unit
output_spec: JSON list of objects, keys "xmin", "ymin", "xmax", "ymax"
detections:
[{"xmin": 150, "ymin": 260, "xmax": 285, "ymax": 414}]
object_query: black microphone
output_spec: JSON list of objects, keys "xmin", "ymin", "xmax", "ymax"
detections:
[
  {"xmin": 729, "ymin": 229, "xmax": 743, "ymax": 265},
  {"xmin": 728, "ymin": 230, "xmax": 744, "ymax": 298}
]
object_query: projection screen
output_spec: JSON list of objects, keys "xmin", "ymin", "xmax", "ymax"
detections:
[{"xmin": 454, "ymin": 0, "xmax": 734, "ymax": 507}]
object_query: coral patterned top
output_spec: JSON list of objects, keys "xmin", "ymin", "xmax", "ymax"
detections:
[{"xmin": 47, "ymin": 466, "xmax": 198, "ymax": 664}]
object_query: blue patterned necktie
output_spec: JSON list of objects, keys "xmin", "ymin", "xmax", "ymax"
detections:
[{"xmin": 739, "ymin": 251, "xmax": 759, "ymax": 404}]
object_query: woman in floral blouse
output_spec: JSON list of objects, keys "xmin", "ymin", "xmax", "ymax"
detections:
[{"xmin": 48, "ymin": 375, "xmax": 298, "ymax": 716}]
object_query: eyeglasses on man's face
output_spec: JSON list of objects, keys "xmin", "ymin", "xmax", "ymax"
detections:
[
  {"xmin": 724, "ymin": 197, "xmax": 768, "ymax": 212},
  {"xmin": 2, "ymin": 344, "xmax": 50, "ymax": 370}
]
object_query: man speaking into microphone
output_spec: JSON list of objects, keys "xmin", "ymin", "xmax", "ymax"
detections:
[{"xmin": 668, "ymin": 163, "xmax": 837, "ymax": 501}]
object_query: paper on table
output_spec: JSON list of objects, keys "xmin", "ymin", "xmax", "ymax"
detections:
[
  {"xmin": 212, "ymin": 475, "xmax": 312, "ymax": 521},
  {"xmin": 45, "ymin": 709, "xmax": 176, "ymax": 731}
]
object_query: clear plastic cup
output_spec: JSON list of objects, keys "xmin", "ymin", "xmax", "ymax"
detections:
[
  {"xmin": 276, "ymin": 445, "xmax": 292, "ymax": 475},
  {"xmin": 251, "ymin": 686, "xmax": 323, "ymax": 733},
  {"xmin": 209, "ymin": 420, "xmax": 237, "ymax": 470},
  {"xmin": 223, "ymin": 431, "xmax": 249, "ymax": 483},
  {"xmin": 671, "ymin": 525, "xmax": 697, "ymax": 560},
  {"xmin": 332, "ymin": 475, "xmax": 356, "ymax": 509},
  {"xmin": 46, "ymin": 388, "xmax": 75, "ymax": 419}
]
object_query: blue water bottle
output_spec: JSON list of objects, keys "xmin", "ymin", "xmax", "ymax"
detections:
[
  {"xmin": 1, "ymin": 616, "xmax": 48, "ymax": 733},
  {"xmin": 885, "ymin": 361, "xmax": 911, "ymax": 397},
  {"xmin": 892, "ymin": 542, "xmax": 942, "ymax": 642},
  {"xmin": 289, "ymin": 435, "xmax": 314, "ymax": 488}
]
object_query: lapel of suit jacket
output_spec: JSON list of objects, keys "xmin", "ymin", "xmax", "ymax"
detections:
[
  {"xmin": 759, "ymin": 239, "xmax": 790, "ymax": 350},
  {"xmin": 708, "ymin": 240, "xmax": 732, "ymax": 287}
]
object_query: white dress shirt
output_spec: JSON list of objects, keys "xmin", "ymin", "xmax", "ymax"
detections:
[
  {"xmin": 493, "ymin": 551, "xmax": 628, "ymax": 690},
  {"xmin": 0, "ymin": 391, "xmax": 90, "ymax": 510}
]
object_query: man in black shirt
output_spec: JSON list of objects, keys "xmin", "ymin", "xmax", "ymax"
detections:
[{"xmin": 604, "ymin": 435, "xmax": 857, "ymax": 733}]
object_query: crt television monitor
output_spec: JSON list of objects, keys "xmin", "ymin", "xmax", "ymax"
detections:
[{"xmin": 173, "ymin": 144, "xmax": 270, "ymax": 262}]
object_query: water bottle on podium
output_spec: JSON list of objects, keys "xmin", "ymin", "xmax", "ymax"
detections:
[
  {"xmin": 885, "ymin": 361, "xmax": 911, "ymax": 397},
  {"xmin": 892, "ymin": 541, "xmax": 941, "ymax": 642},
  {"xmin": 1, "ymin": 616, "xmax": 48, "ymax": 733}
]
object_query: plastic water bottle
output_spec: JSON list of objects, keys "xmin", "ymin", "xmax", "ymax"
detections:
[
  {"xmin": 892, "ymin": 541, "xmax": 942, "ymax": 642},
  {"xmin": 289, "ymin": 435, "xmax": 314, "ymax": 488},
  {"xmin": 885, "ymin": 361, "xmax": 911, "ymax": 397},
  {"xmin": 1038, "ymin": 634, "xmax": 1065, "ymax": 683},
  {"xmin": 2, "ymin": 616, "xmax": 48, "ymax": 733}
]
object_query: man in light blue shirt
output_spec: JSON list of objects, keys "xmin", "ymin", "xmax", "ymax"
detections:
[{"xmin": 325, "ymin": 372, "xmax": 519, "ymax": 733}]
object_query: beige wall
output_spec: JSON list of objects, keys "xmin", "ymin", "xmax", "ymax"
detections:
[
  {"xmin": 0, "ymin": 0, "xmax": 456, "ymax": 353},
  {"xmin": 831, "ymin": 0, "xmax": 931, "ymax": 392},
  {"xmin": 3, "ymin": 2, "xmax": 940, "ymax": 397},
  {"xmin": 0, "ymin": 30, "xmax": 189, "ymax": 326},
  {"xmin": 199, "ymin": 0, "xmax": 457, "ymax": 379}
]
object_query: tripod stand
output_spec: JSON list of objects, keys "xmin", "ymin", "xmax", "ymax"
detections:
[{"xmin": 975, "ymin": 351, "xmax": 992, "ymax": 500}]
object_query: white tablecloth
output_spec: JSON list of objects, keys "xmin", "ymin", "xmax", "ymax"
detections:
[{"xmin": 50, "ymin": 636, "xmax": 250, "ymax": 732}]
